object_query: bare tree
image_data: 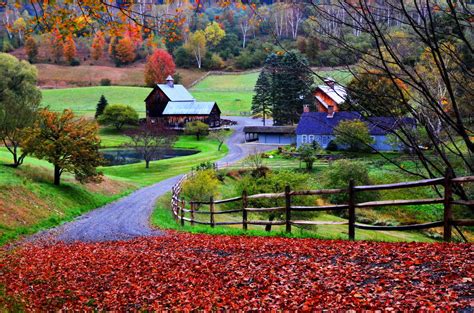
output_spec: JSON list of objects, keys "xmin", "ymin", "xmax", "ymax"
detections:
[
  {"xmin": 124, "ymin": 123, "xmax": 176, "ymax": 169},
  {"xmin": 304, "ymin": 0, "xmax": 473, "ymax": 202}
]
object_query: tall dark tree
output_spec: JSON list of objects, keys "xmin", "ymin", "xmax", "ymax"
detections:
[
  {"xmin": 251, "ymin": 70, "xmax": 272, "ymax": 126},
  {"xmin": 95, "ymin": 95, "xmax": 108, "ymax": 119},
  {"xmin": 272, "ymin": 52, "xmax": 313, "ymax": 125}
]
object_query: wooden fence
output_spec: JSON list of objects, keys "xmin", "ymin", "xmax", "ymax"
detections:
[{"xmin": 170, "ymin": 169, "xmax": 474, "ymax": 242}]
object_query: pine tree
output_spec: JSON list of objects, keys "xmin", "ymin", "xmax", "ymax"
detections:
[
  {"xmin": 95, "ymin": 95, "xmax": 108, "ymax": 119},
  {"xmin": 251, "ymin": 70, "xmax": 272, "ymax": 126}
]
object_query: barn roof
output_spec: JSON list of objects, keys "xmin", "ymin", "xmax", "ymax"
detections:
[
  {"xmin": 162, "ymin": 101, "xmax": 218, "ymax": 115},
  {"xmin": 296, "ymin": 112, "xmax": 413, "ymax": 136},
  {"xmin": 157, "ymin": 84, "xmax": 195, "ymax": 102},
  {"xmin": 315, "ymin": 85, "xmax": 347, "ymax": 108}
]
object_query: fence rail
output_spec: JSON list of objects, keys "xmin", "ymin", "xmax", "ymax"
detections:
[{"xmin": 170, "ymin": 169, "xmax": 474, "ymax": 242}]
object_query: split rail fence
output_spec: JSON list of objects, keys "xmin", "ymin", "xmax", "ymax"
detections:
[{"xmin": 171, "ymin": 170, "xmax": 474, "ymax": 242}]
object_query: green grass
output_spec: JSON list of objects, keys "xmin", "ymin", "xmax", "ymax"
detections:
[
  {"xmin": 101, "ymin": 135, "xmax": 228, "ymax": 186},
  {"xmin": 41, "ymin": 86, "xmax": 151, "ymax": 117},
  {"xmin": 151, "ymin": 192, "xmax": 433, "ymax": 242},
  {"xmin": 40, "ymin": 69, "xmax": 353, "ymax": 117}
]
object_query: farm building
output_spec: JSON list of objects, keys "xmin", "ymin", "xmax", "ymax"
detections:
[
  {"xmin": 314, "ymin": 77, "xmax": 347, "ymax": 114},
  {"xmin": 145, "ymin": 76, "xmax": 221, "ymax": 128},
  {"xmin": 296, "ymin": 111, "xmax": 412, "ymax": 151},
  {"xmin": 243, "ymin": 126, "xmax": 296, "ymax": 145}
]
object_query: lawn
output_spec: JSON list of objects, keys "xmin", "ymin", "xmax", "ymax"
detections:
[
  {"xmin": 101, "ymin": 135, "xmax": 228, "ymax": 186},
  {"xmin": 40, "ymin": 69, "xmax": 353, "ymax": 117}
]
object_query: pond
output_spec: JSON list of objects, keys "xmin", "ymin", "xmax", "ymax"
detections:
[{"xmin": 101, "ymin": 148, "xmax": 198, "ymax": 166}]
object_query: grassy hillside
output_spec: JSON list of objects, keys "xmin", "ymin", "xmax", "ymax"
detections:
[
  {"xmin": 40, "ymin": 69, "xmax": 353, "ymax": 117},
  {"xmin": 0, "ymin": 152, "xmax": 134, "ymax": 245}
]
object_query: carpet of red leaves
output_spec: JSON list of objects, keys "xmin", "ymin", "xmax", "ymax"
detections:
[{"xmin": 1, "ymin": 232, "xmax": 473, "ymax": 311}]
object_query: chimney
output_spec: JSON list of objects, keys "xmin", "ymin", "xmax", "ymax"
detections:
[
  {"xmin": 327, "ymin": 105, "xmax": 335, "ymax": 118},
  {"xmin": 303, "ymin": 104, "xmax": 310, "ymax": 113},
  {"xmin": 324, "ymin": 77, "xmax": 336, "ymax": 89},
  {"xmin": 166, "ymin": 75, "xmax": 174, "ymax": 88}
]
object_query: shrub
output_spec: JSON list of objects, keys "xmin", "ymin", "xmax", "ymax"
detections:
[
  {"xmin": 322, "ymin": 159, "xmax": 378, "ymax": 205},
  {"xmin": 98, "ymin": 104, "xmax": 139, "ymax": 130},
  {"xmin": 70, "ymin": 58, "xmax": 81, "ymax": 66},
  {"xmin": 326, "ymin": 140, "xmax": 338, "ymax": 151},
  {"xmin": 181, "ymin": 170, "xmax": 219, "ymax": 203},
  {"xmin": 100, "ymin": 78, "xmax": 111, "ymax": 86}
]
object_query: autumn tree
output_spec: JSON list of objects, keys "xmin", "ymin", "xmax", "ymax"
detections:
[
  {"xmin": 110, "ymin": 37, "xmax": 136, "ymax": 66},
  {"xmin": 91, "ymin": 31, "xmax": 106, "ymax": 61},
  {"xmin": 185, "ymin": 31, "xmax": 207, "ymax": 69},
  {"xmin": 63, "ymin": 35, "xmax": 77, "ymax": 64},
  {"xmin": 0, "ymin": 53, "xmax": 41, "ymax": 167},
  {"xmin": 184, "ymin": 121, "xmax": 209, "ymax": 140},
  {"xmin": 98, "ymin": 104, "xmax": 138, "ymax": 130},
  {"xmin": 125, "ymin": 123, "xmax": 176, "ymax": 169},
  {"xmin": 345, "ymin": 71, "xmax": 410, "ymax": 117},
  {"xmin": 204, "ymin": 21, "xmax": 225, "ymax": 48},
  {"xmin": 49, "ymin": 29, "xmax": 64, "ymax": 63},
  {"xmin": 24, "ymin": 36, "xmax": 38, "ymax": 63},
  {"xmin": 22, "ymin": 109, "xmax": 103, "ymax": 186},
  {"xmin": 334, "ymin": 120, "xmax": 373, "ymax": 152},
  {"xmin": 144, "ymin": 49, "xmax": 176, "ymax": 87}
]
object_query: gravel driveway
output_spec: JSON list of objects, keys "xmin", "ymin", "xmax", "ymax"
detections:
[{"xmin": 34, "ymin": 117, "xmax": 274, "ymax": 243}]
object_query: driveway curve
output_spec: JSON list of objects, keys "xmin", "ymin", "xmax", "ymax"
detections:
[{"xmin": 34, "ymin": 117, "xmax": 274, "ymax": 243}]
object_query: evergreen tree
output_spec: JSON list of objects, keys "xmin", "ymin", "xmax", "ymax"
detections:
[
  {"xmin": 251, "ymin": 70, "xmax": 272, "ymax": 126},
  {"xmin": 95, "ymin": 95, "xmax": 108, "ymax": 119},
  {"xmin": 266, "ymin": 52, "xmax": 313, "ymax": 125}
]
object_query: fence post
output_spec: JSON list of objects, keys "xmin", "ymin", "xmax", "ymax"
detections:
[
  {"xmin": 443, "ymin": 168, "xmax": 454, "ymax": 242},
  {"xmin": 210, "ymin": 196, "xmax": 215, "ymax": 228},
  {"xmin": 348, "ymin": 179, "xmax": 356, "ymax": 240},
  {"xmin": 190, "ymin": 202, "xmax": 195, "ymax": 226},
  {"xmin": 285, "ymin": 185, "xmax": 292, "ymax": 233},
  {"xmin": 242, "ymin": 190, "xmax": 248, "ymax": 231},
  {"xmin": 180, "ymin": 201, "xmax": 185, "ymax": 227}
]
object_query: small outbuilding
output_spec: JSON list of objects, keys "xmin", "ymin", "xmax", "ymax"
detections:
[
  {"xmin": 145, "ymin": 76, "xmax": 221, "ymax": 128},
  {"xmin": 243, "ymin": 126, "xmax": 296, "ymax": 145}
]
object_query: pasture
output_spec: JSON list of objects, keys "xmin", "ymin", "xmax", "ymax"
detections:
[{"xmin": 40, "ymin": 69, "xmax": 353, "ymax": 117}]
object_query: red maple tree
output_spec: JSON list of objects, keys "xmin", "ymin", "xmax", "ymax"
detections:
[{"xmin": 144, "ymin": 49, "xmax": 176, "ymax": 87}]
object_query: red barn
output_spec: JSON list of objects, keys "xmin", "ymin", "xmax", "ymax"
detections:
[{"xmin": 314, "ymin": 77, "xmax": 347, "ymax": 117}]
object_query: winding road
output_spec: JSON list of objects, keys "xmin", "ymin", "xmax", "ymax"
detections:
[{"xmin": 36, "ymin": 117, "xmax": 274, "ymax": 243}]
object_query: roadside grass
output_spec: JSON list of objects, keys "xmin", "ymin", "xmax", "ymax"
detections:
[
  {"xmin": 101, "ymin": 135, "xmax": 228, "ymax": 186},
  {"xmin": 151, "ymin": 192, "xmax": 434, "ymax": 242}
]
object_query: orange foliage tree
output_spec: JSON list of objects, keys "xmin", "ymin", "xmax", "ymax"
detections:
[
  {"xmin": 144, "ymin": 49, "xmax": 176, "ymax": 87},
  {"xmin": 24, "ymin": 36, "xmax": 38, "ymax": 63},
  {"xmin": 22, "ymin": 109, "xmax": 103, "ymax": 186},
  {"xmin": 63, "ymin": 35, "xmax": 77, "ymax": 63},
  {"xmin": 91, "ymin": 31, "xmax": 106, "ymax": 61},
  {"xmin": 50, "ymin": 29, "xmax": 64, "ymax": 63},
  {"xmin": 110, "ymin": 36, "xmax": 136, "ymax": 66}
]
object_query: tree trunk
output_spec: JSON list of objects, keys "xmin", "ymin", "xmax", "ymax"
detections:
[{"xmin": 54, "ymin": 165, "xmax": 61, "ymax": 186}]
